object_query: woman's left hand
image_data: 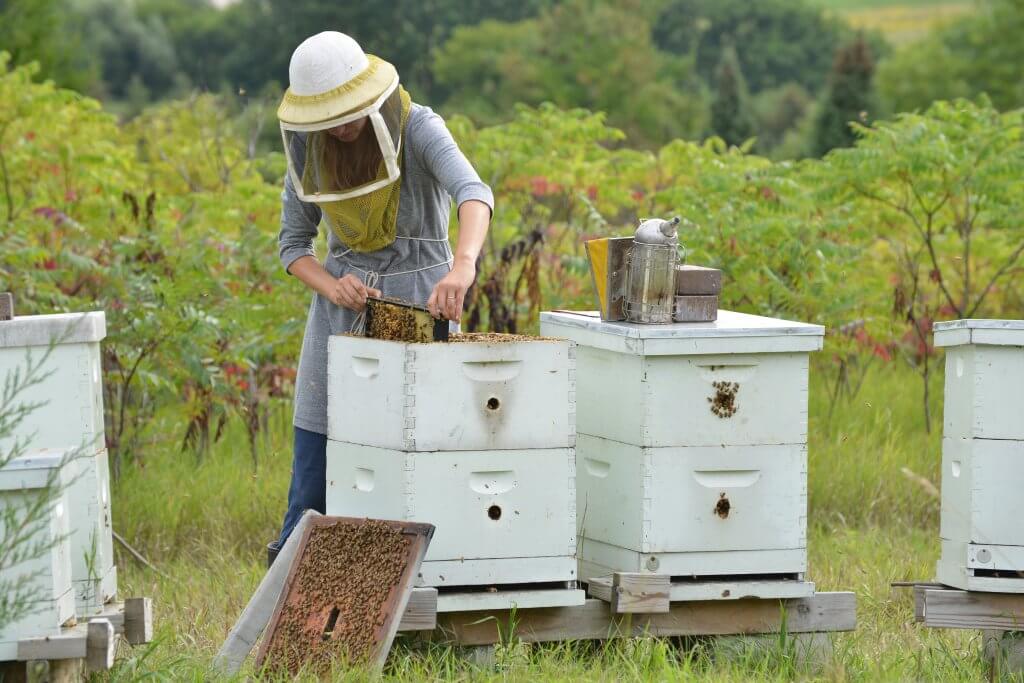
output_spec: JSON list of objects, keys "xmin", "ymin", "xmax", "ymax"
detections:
[{"xmin": 428, "ymin": 260, "xmax": 476, "ymax": 321}]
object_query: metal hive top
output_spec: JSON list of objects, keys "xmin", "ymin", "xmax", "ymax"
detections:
[
  {"xmin": 933, "ymin": 318, "xmax": 1024, "ymax": 348},
  {"xmin": 540, "ymin": 309, "xmax": 824, "ymax": 356},
  {"xmin": 0, "ymin": 311, "xmax": 106, "ymax": 348}
]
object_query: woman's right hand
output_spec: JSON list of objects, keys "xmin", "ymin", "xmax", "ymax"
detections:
[
  {"xmin": 287, "ymin": 257, "xmax": 381, "ymax": 312},
  {"xmin": 325, "ymin": 273, "xmax": 382, "ymax": 312}
]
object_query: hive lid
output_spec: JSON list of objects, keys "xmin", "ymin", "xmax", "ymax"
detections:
[
  {"xmin": 933, "ymin": 319, "xmax": 1024, "ymax": 348},
  {"xmin": 0, "ymin": 448, "xmax": 69, "ymax": 490},
  {"xmin": 0, "ymin": 311, "xmax": 106, "ymax": 348},
  {"xmin": 540, "ymin": 309, "xmax": 824, "ymax": 356}
]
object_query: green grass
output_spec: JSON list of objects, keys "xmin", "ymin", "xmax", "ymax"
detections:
[{"xmin": 99, "ymin": 356, "xmax": 1005, "ymax": 681}]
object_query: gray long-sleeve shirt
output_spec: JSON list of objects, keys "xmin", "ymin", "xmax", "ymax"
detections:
[{"xmin": 278, "ymin": 104, "xmax": 494, "ymax": 435}]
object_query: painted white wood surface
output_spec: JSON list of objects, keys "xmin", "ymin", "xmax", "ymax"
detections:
[
  {"xmin": 579, "ymin": 540, "xmax": 807, "ymax": 579},
  {"xmin": 572, "ymin": 346, "xmax": 810, "ymax": 447},
  {"xmin": 941, "ymin": 345, "xmax": 1024, "ymax": 440},
  {"xmin": 0, "ymin": 312, "xmax": 105, "ymax": 348},
  {"xmin": 65, "ymin": 449, "xmax": 117, "ymax": 614},
  {"xmin": 327, "ymin": 335, "xmax": 575, "ymax": 451},
  {"xmin": 419, "ymin": 556, "xmax": 578, "ymax": 587},
  {"xmin": 936, "ymin": 540, "xmax": 1024, "ymax": 592},
  {"xmin": 940, "ymin": 437, "xmax": 1024, "ymax": 548},
  {"xmin": 436, "ymin": 588, "xmax": 585, "ymax": 613},
  {"xmin": 0, "ymin": 452, "xmax": 75, "ymax": 661},
  {"xmin": 934, "ymin": 318, "xmax": 1024, "ymax": 348},
  {"xmin": 577, "ymin": 436, "xmax": 806, "ymax": 555},
  {"xmin": 326, "ymin": 440, "xmax": 577, "ymax": 585},
  {"xmin": 0, "ymin": 342, "xmax": 105, "ymax": 457},
  {"xmin": 540, "ymin": 310, "xmax": 824, "ymax": 356},
  {"xmin": 935, "ymin": 321, "xmax": 1024, "ymax": 592},
  {"xmin": 587, "ymin": 576, "xmax": 815, "ymax": 602}
]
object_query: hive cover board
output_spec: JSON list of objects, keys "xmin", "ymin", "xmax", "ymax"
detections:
[{"xmin": 255, "ymin": 516, "xmax": 434, "ymax": 675}]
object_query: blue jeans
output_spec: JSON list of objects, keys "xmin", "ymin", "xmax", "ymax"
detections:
[{"xmin": 274, "ymin": 426, "xmax": 327, "ymax": 550}]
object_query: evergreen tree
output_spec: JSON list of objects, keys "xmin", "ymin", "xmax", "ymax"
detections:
[
  {"xmin": 710, "ymin": 43, "xmax": 755, "ymax": 147},
  {"xmin": 813, "ymin": 35, "xmax": 875, "ymax": 156}
]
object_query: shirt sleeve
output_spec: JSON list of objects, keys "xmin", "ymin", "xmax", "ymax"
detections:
[
  {"xmin": 408, "ymin": 107, "xmax": 495, "ymax": 213},
  {"xmin": 277, "ymin": 135, "xmax": 323, "ymax": 274}
]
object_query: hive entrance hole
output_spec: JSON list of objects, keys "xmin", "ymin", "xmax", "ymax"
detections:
[
  {"xmin": 488, "ymin": 505, "xmax": 502, "ymax": 520},
  {"xmin": 486, "ymin": 397, "xmax": 500, "ymax": 411},
  {"xmin": 321, "ymin": 606, "xmax": 340, "ymax": 641}
]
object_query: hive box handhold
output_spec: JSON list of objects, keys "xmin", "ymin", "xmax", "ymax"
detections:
[{"xmin": 675, "ymin": 265, "xmax": 722, "ymax": 296}]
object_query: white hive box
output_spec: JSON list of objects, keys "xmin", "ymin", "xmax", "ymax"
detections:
[
  {"xmin": 325, "ymin": 333, "xmax": 579, "ymax": 594},
  {"xmin": 0, "ymin": 311, "xmax": 117, "ymax": 611},
  {"xmin": 326, "ymin": 441, "xmax": 577, "ymax": 587},
  {"xmin": 0, "ymin": 312, "xmax": 106, "ymax": 456},
  {"xmin": 540, "ymin": 310, "xmax": 823, "ymax": 584},
  {"xmin": 327, "ymin": 334, "xmax": 575, "ymax": 451},
  {"xmin": 0, "ymin": 450, "xmax": 75, "ymax": 661},
  {"xmin": 935, "ymin": 319, "xmax": 1024, "ymax": 441},
  {"xmin": 934, "ymin": 319, "xmax": 1024, "ymax": 592}
]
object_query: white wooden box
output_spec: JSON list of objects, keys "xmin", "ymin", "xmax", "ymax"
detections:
[
  {"xmin": 66, "ymin": 449, "xmax": 117, "ymax": 614},
  {"xmin": 576, "ymin": 434, "xmax": 807, "ymax": 578},
  {"xmin": 0, "ymin": 312, "xmax": 106, "ymax": 456},
  {"xmin": 935, "ymin": 320, "xmax": 1024, "ymax": 441},
  {"xmin": 326, "ymin": 334, "xmax": 575, "ymax": 451},
  {"xmin": 540, "ymin": 311, "xmax": 822, "ymax": 447},
  {"xmin": 936, "ymin": 436, "xmax": 1024, "ymax": 591},
  {"xmin": 540, "ymin": 310, "xmax": 820, "ymax": 583},
  {"xmin": 0, "ymin": 450, "xmax": 75, "ymax": 661},
  {"xmin": 934, "ymin": 320, "xmax": 1024, "ymax": 592},
  {"xmin": 325, "ymin": 440, "xmax": 577, "ymax": 587}
]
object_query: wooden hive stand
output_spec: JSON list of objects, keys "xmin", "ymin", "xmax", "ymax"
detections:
[
  {"xmin": 391, "ymin": 573, "xmax": 855, "ymax": 667},
  {"xmin": 0, "ymin": 598, "xmax": 153, "ymax": 682},
  {"xmin": 899, "ymin": 582, "xmax": 1024, "ymax": 681}
]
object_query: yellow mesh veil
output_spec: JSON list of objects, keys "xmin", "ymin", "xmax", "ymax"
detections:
[{"xmin": 299, "ymin": 86, "xmax": 412, "ymax": 252}]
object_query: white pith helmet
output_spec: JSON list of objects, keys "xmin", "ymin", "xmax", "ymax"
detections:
[
  {"xmin": 278, "ymin": 31, "xmax": 406, "ymax": 202},
  {"xmin": 277, "ymin": 31, "xmax": 398, "ymax": 127},
  {"xmin": 288, "ymin": 32, "xmax": 369, "ymax": 97}
]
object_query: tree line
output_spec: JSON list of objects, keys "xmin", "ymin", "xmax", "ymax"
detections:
[{"xmin": 8, "ymin": 0, "xmax": 1020, "ymax": 158}]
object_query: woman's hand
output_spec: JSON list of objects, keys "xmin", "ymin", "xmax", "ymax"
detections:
[
  {"xmin": 326, "ymin": 273, "xmax": 381, "ymax": 312},
  {"xmin": 291, "ymin": 257, "xmax": 378, "ymax": 311},
  {"xmin": 428, "ymin": 260, "xmax": 476, "ymax": 321}
]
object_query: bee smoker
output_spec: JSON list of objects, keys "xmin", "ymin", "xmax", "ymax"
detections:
[{"xmin": 623, "ymin": 216, "xmax": 681, "ymax": 324}]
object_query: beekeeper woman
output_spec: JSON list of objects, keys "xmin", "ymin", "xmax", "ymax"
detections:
[{"xmin": 268, "ymin": 31, "xmax": 493, "ymax": 564}]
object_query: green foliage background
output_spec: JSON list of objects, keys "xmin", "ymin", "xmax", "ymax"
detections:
[
  {"xmin": 3, "ymin": 0, "xmax": 1024, "ymax": 677},
  {"xmin": 2, "ymin": 51, "xmax": 1022, "ymax": 461}
]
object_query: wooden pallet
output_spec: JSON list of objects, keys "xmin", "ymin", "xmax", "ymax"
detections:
[
  {"xmin": 427, "ymin": 592, "xmax": 855, "ymax": 646},
  {"xmin": 587, "ymin": 573, "xmax": 816, "ymax": 612},
  {"xmin": 401, "ymin": 574, "xmax": 854, "ymax": 647},
  {"xmin": 0, "ymin": 597, "xmax": 154, "ymax": 681},
  {"xmin": 897, "ymin": 582, "xmax": 1024, "ymax": 680}
]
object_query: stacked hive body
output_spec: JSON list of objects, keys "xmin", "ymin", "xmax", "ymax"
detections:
[
  {"xmin": 540, "ymin": 310, "xmax": 823, "ymax": 590},
  {"xmin": 0, "ymin": 312, "xmax": 118, "ymax": 657},
  {"xmin": 0, "ymin": 451, "xmax": 75, "ymax": 660},
  {"xmin": 325, "ymin": 334, "xmax": 580, "ymax": 599},
  {"xmin": 935, "ymin": 320, "xmax": 1024, "ymax": 592}
]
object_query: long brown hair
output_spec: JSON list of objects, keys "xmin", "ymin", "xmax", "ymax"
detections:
[{"xmin": 321, "ymin": 122, "xmax": 383, "ymax": 191}]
